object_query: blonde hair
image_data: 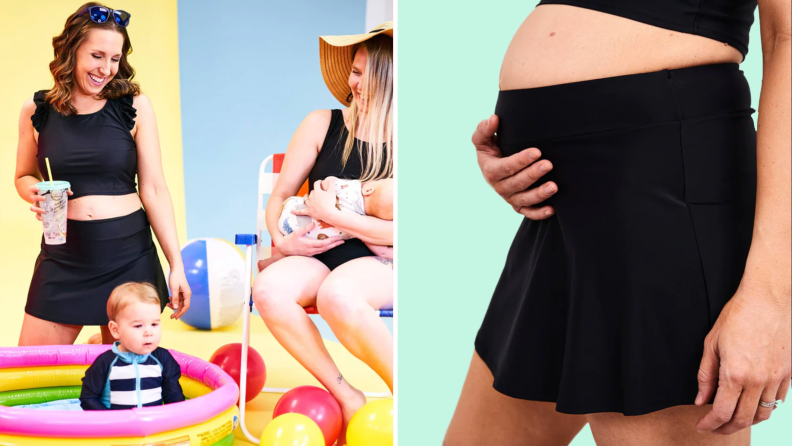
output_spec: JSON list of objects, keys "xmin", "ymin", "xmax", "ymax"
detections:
[
  {"xmin": 341, "ymin": 34, "xmax": 393, "ymax": 182},
  {"xmin": 107, "ymin": 282, "xmax": 160, "ymax": 322}
]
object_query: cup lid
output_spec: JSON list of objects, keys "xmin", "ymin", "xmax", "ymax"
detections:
[{"xmin": 36, "ymin": 181, "xmax": 71, "ymax": 191}]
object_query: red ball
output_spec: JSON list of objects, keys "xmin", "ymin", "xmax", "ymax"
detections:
[
  {"xmin": 209, "ymin": 343, "xmax": 266, "ymax": 403},
  {"xmin": 273, "ymin": 386, "xmax": 342, "ymax": 446}
]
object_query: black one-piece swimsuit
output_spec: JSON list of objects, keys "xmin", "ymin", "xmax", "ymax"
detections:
[{"xmin": 307, "ymin": 109, "xmax": 388, "ymax": 271}]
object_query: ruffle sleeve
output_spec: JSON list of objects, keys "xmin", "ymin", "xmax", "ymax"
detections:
[
  {"xmin": 119, "ymin": 94, "xmax": 138, "ymax": 131},
  {"xmin": 31, "ymin": 90, "xmax": 50, "ymax": 132}
]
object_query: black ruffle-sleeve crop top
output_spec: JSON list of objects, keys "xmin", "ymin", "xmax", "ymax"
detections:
[
  {"xmin": 31, "ymin": 90, "xmax": 139, "ymax": 200},
  {"xmin": 536, "ymin": 0, "xmax": 758, "ymax": 61}
]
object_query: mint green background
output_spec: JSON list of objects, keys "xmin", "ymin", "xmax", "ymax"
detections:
[{"xmin": 398, "ymin": 2, "xmax": 788, "ymax": 444}]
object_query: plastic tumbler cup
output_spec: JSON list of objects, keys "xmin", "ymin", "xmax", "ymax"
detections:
[{"xmin": 36, "ymin": 180, "xmax": 70, "ymax": 245}]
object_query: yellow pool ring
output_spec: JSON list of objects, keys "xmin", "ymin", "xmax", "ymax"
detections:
[{"xmin": 0, "ymin": 365, "xmax": 212, "ymax": 399}]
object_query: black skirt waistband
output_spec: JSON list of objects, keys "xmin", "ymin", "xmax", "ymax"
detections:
[
  {"xmin": 62, "ymin": 207, "xmax": 149, "ymax": 241},
  {"xmin": 494, "ymin": 62, "xmax": 754, "ymax": 150}
]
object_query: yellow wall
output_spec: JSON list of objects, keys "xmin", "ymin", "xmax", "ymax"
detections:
[{"xmin": 0, "ymin": 0, "xmax": 185, "ymax": 343}]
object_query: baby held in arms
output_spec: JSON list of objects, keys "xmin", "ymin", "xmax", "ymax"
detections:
[{"xmin": 259, "ymin": 176, "xmax": 393, "ymax": 271}]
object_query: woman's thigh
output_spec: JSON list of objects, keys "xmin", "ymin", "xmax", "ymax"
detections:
[
  {"xmin": 18, "ymin": 313, "xmax": 82, "ymax": 346},
  {"xmin": 445, "ymin": 351, "xmax": 588, "ymax": 446},
  {"xmin": 317, "ymin": 256, "xmax": 393, "ymax": 310},
  {"xmin": 587, "ymin": 406, "xmax": 750, "ymax": 446},
  {"xmin": 252, "ymin": 255, "xmax": 330, "ymax": 309}
]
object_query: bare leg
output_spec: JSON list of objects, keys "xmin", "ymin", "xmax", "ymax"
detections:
[
  {"xmin": 445, "ymin": 351, "xmax": 588, "ymax": 446},
  {"xmin": 252, "ymin": 256, "xmax": 367, "ymax": 439},
  {"xmin": 587, "ymin": 405, "xmax": 750, "ymax": 446},
  {"xmin": 317, "ymin": 256, "xmax": 394, "ymax": 392},
  {"xmin": 317, "ymin": 256, "xmax": 393, "ymax": 445},
  {"xmin": 18, "ymin": 313, "xmax": 83, "ymax": 346}
]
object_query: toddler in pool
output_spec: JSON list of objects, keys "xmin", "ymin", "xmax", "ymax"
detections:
[
  {"xmin": 259, "ymin": 176, "xmax": 393, "ymax": 271},
  {"xmin": 80, "ymin": 282, "xmax": 185, "ymax": 410}
]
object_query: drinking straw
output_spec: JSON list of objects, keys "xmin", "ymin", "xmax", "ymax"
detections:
[{"xmin": 45, "ymin": 157, "xmax": 54, "ymax": 187}]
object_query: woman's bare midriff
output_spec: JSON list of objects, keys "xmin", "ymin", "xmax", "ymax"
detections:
[
  {"xmin": 499, "ymin": 5, "xmax": 744, "ymax": 91},
  {"xmin": 68, "ymin": 193, "xmax": 141, "ymax": 220}
]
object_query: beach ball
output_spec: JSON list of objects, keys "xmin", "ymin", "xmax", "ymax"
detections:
[
  {"xmin": 261, "ymin": 413, "xmax": 325, "ymax": 446},
  {"xmin": 209, "ymin": 343, "xmax": 266, "ymax": 403},
  {"xmin": 273, "ymin": 386, "xmax": 342, "ymax": 446},
  {"xmin": 178, "ymin": 238, "xmax": 245, "ymax": 329},
  {"xmin": 347, "ymin": 399, "xmax": 393, "ymax": 446}
]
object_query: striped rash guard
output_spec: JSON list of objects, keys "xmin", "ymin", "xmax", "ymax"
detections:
[{"xmin": 80, "ymin": 342, "xmax": 185, "ymax": 410}]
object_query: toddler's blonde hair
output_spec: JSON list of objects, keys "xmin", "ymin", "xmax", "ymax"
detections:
[{"xmin": 107, "ymin": 282, "xmax": 161, "ymax": 322}]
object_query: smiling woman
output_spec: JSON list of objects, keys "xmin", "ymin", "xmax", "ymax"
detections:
[{"xmin": 13, "ymin": 2, "xmax": 191, "ymax": 348}]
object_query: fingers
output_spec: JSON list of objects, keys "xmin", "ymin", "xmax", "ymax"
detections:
[
  {"xmin": 305, "ymin": 237, "xmax": 344, "ymax": 249},
  {"xmin": 472, "ymin": 115, "xmax": 499, "ymax": 151},
  {"xmin": 696, "ymin": 337, "xmax": 720, "ymax": 406},
  {"xmin": 696, "ymin": 383, "xmax": 742, "ymax": 433},
  {"xmin": 713, "ymin": 384, "xmax": 762, "ymax": 434},
  {"xmin": 311, "ymin": 239, "xmax": 345, "ymax": 255},
  {"xmin": 174, "ymin": 294, "xmax": 191, "ymax": 319},
  {"xmin": 505, "ymin": 181, "xmax": 558, "ymax": 209},
  {"xmin": 29, "ymin": 205, "xmax": 45, "ymax": 215},
  {"xmin": 751, "ymin": 385, "xmax": 780, "ymax": 426},
  {"xmin": 491, "ymin": 150, "xmax": 547, "ymax": 195},
  {"xmin": 293, "ymin": 221, "xmax": 316, "ymax": 235},
  {"xmin": 777, "ymin": 377, "xmax": 791, "ymax": 403},
  {"xmin": 29, "ymin": 194, "xmax": 45, "ymax": 203},
  {"xmin": 171, "ymin": 289, "xmax": 191, "ymax": 319},
  {"xmin": 515, "ymin": 204, "xmax": 555, "ymax": 220},
  {"xmin": 291, "ymin": 208, "xmax": 309, "ymax": 216}
]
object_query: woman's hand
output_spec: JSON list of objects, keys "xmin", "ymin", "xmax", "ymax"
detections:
[
  {"xmin": 275, "ymin": 222, "xmax": 345, "ymax": 257},
  {"xmin": 474, "ymin": 115, "xmax": 557, "ymax": 220},
  {"xmin": 365, "ymin": 242, "xmax": 393, "ymax": 259},
  {"xmin": 695, "ymin": 284, "xmax": 791, "ymax": 435},
  {"xmin": 28, "ymin": 184, "xmax": 73, "ymax": 221},
  {"xmin": 167, "ymin": 267, "xmax": 192, "ymax": 320},
  {"xmin": 293, "ymin": 178, "xmax": 340, "ymax": 224}
]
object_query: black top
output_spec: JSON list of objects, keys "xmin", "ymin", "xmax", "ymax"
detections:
[
  {"xmin": 308, "ymin": 109, "xmax": 383, "ymax": 188},
  {"xmin": 307, "ymin": 109, "xmax": 390, "ymax": 270},
  {"xmin": 32, "ymin": 90, "xmax": 139, "ymax": 199},
  {"xmin": 537, "ymin": 0, "xmax": 757, "ymax": 61}
]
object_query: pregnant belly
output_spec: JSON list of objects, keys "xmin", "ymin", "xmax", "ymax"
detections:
[{"xmin": 499, "ymin": 4, "xmax": 744, "ymax": 91}]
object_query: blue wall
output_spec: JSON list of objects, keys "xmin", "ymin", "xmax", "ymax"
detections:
[{"xmin": 178, "ymin": 0, "xmax": 366, "ymax": 241}]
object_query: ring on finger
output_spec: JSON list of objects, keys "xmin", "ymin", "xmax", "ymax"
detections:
[{"xmin": 759, "ymin": 399, "xmax": 781, "ymax": 408}]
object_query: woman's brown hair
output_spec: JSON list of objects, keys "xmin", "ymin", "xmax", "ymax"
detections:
[{"xmin": 45, "ymin": 2, "xmax": 140, "ymax": 116}]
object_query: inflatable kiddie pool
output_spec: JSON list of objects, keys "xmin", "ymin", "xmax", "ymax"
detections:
[{"xmin": 0, "ymin": 345, "xmax": 239, "ymax": 446}]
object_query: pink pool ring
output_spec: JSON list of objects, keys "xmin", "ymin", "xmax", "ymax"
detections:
[{"xmin": 0, "ymin": 345, "xmax": 240, "ymax": 445}]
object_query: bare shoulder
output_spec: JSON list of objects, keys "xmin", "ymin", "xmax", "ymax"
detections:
[
  {"xmin": 301, "ymin": 109, "xmax": 332, "ymax": 133},
  {"xmin": 132, "ymin": 93, "xmax": 154, "ymax": 113},
  {"xmin": 294, "ymin": 109, "xmax": 333, "ymax": 151},
  {"xmin": 20, "ymin": 96, "xmax": 36, "ymax": 118}
]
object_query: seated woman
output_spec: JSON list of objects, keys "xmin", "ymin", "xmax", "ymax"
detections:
[{"xmin": 251, "ymin": 22, "xmax": 394, "ymax": 442}]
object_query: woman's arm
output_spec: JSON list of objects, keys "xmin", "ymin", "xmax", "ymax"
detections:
[
  {"xmin": 299, "ymin": 177, "xmax": 394, "ymax": 245},
  {"xmin": 265, "ymin": 110, "xmax": 327, "ymax": 244},
  {"xmin": 739, "ymin": 0, "xmax": 791, "ymax": 301},
  {"xmin": 694, "ymin": 0, "xmax": 791, "ymax": 435},
  {"xmin": 133, "ymin": 94, "xmax": 191, "ymax": 319},
  {"xmin": 13, "ymin": 98, "xmax": 51, "ymax": 220},
  {"xmin": 265, "ymin": 110, "xmax": 344, "ymax": 256}
]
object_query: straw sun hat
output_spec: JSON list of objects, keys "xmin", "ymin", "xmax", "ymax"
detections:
[{"xmin": 319, "ymin": 21, "xmax": 393, "ymax": 106}]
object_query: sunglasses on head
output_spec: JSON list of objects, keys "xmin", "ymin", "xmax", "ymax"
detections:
[{"xmin": 78, "ymin": 6, "xmax": 131, "ymax": 27}]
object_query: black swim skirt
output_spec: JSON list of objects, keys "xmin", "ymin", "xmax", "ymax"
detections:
[
  {"xmin": 26, "ymin": 208, "xmax": 170, "ymax": 326},
  {"xmin": 474, "ymin": 63, "xmax": 756, "ymax": 416}
]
